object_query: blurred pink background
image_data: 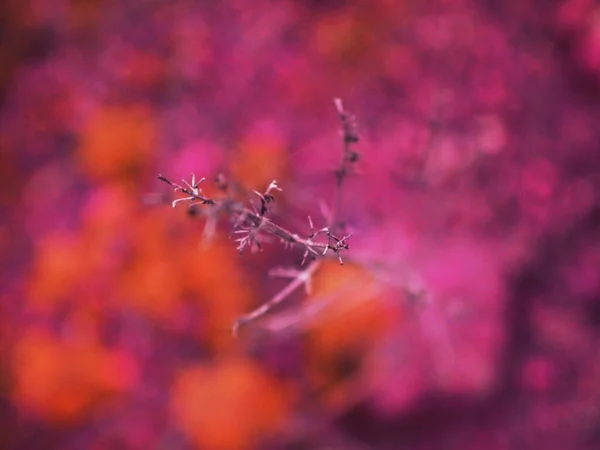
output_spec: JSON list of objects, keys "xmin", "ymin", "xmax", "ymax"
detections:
[{"xmin": 1, "ymin": 0, "xmax": 600, "ymax": 449}]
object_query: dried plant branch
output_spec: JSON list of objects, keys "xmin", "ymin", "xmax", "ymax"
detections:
[
  {"xmin": 232, "ymin": 260, "xmax": 322, "ymax": 337},
  {"xmin": 258, "ymin": 273, "xmax": 384, "ymax": 336},
  {"xmin": 155, "ymin": 99, "xmax": 360, "ymax": 336},
  {"xmin": 157, "ymin": 174, "xmax": 352, "ymax": 261},
  {"xmin": 331, "ymin": 97, "xmax": 360, "ymax": 233},
  {"xmin": 232, "ymin": 99, "xmax": 360, "ymax": 335}
]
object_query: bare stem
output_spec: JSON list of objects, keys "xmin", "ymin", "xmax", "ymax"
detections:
[
  {"xmin": 331, "ymin": 98, "xmax": 360, "ymax": 233},
  {"xmin": 232, "ymin": 99, "xmax": 360, "ymax": 335},
  {"xmin": 232, "ymin": 260, "xmax": 322, "ymax": 337},
  {"xmin": 155, "ymin": 100, "xmax": 360, "ymax": 337}
]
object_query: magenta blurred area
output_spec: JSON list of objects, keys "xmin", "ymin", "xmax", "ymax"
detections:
[{"xmin": 1, "ymin": 0, "xmax": 600, "ymax": 449}]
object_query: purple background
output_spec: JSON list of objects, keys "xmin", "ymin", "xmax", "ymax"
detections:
[{"xmin": 1, "ymin": 0, "xmax": 600, "ymax": 449}]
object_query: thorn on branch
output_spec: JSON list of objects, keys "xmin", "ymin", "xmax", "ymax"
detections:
[
  {"xmin": 323, "ymin": 230, "xmax": 352, "ymax": 265},
  {"xmin": 252, "ymin": 180, "xmax": 282, "ymax": 216}
]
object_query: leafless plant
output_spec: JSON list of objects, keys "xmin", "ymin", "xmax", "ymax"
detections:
[{"xmin": 156, "ymin": 99, "xmax": 360, "ymax": 335}]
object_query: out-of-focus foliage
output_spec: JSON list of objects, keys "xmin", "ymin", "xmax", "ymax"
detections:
[{"xmin": 1, "ymin": 0, "xmax": 600, "ymax": 449}]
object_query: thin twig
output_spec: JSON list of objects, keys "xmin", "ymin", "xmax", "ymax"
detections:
[
  {"xmin": 331, "ymin": 97, "xmax": 360, "ymax": 233},
  {"xmin": 231, "ymin": 99, "xmax": 360, "ymax": 335},
  {"xmin": 155, "ymin": 100, "xmax": 360, "ymax": 336},
  {"xmin": 232, "ymin": 260, "xmax": 322, "ymax": 337}
]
